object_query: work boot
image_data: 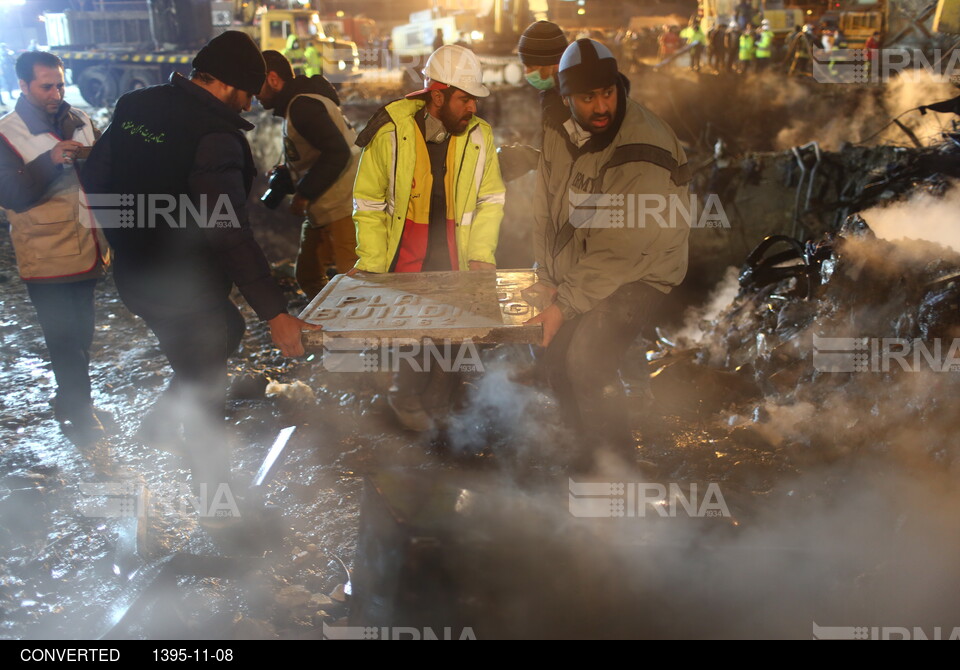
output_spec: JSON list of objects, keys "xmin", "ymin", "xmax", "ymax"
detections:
[
  {"xmin": 387, "ymin": 390, "xmax": 435, "ymax": 432},
  {"xmin": 59, "ymin": 409, "xmax": 106, "ymax": 448}
]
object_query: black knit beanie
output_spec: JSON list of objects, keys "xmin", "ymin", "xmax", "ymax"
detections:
[
  {"xmin": 558, "ymin": 38, "xmax": 618, "ymax": 96},
  {"xmin": 518, "ymin": 21, "xmax": 568, "ymax": 66},
  {"xmin": 193, "ymin": 31, "xmax": 266, "ymax": 95}
]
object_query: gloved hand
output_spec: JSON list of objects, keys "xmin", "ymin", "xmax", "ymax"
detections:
[{"xmin": 496, "ymin": 144, "xmax": 541, "ymax": 183}]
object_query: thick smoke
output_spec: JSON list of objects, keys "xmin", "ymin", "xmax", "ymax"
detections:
[
  {"xmin": 775, "ymin": 70, "xmax": 957, "ymax": 150},
  {"xmin": 860, "ymin": 181, "xmax": 960, "ymax": 253},
  {"xmin": 674, "ymin": 266, "xmax": 741, "ymax": 347}
]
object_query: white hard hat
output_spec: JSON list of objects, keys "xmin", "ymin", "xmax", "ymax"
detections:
[
  {"xmin": 411, "ymin": 44, "xmax": 489, "ymax": 98},
  {"xmin": 728, "ymin": 20, "xmax": 738, "ymax": 30}
]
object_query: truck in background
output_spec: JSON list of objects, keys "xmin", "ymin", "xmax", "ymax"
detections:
[
  {"xmin": 390, "ymin": 0, "xmax": 550, "ymax": 87},
  {"xmin": 321, "ymin": 14, "xmax": 378, "ymax": 49},
  {"xmin": 44, "ymin": 0, "xmax": 359, "ymax": 108}
]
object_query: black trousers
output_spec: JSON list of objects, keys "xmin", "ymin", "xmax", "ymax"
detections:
[
  {"xmin": 26, "ymin": 278, "xmax": 98, "ymax": 420},
  {"xmin": 139, "ymin": 298, "xmax": 246, "ymax": 485},
  {"xmin": 543, "ymin": 281, "xmax": 665, "ymax": 454},
  {"xmin": 690, "ymin": 44, "xmax": 703, "ymax": 71}
]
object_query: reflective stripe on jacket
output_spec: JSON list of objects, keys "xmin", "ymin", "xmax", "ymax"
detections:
[
  {"xmin": 352, "ymin": 98, "xmax": 505, "ymax": 273},
  {"xmin": 756, "ymin": 30, "xmax": 774, "ymax": 59}
]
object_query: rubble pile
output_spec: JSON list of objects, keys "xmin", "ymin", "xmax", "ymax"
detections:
[{"xmin": 653, "ymin": 208, "xmax": 960, "ymax": 470}]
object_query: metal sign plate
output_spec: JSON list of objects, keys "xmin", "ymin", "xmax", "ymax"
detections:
[{"xmin": 298, "ymin": 270, "xmax": 542, "ymax": 346}]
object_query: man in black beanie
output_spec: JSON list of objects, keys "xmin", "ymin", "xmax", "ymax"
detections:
[
  {"xmin": 498, "ymin": 21, "xmax": 569, "ymax": 182},
  {"xmin": 525, "ymin": 38, "xmax": 691, "ymax": 470},
  {"xmin": 82, "ymin": 31, "xmax": 318, "ymax": 514},
  {"xmin": 517, "ymin": 20, "xmax": 568, "ymax": 94}
]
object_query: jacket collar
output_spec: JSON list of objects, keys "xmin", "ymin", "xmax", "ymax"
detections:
[
  {"xmin": 386, "ymin": 97, "xmax": 481, "ymax": 136},
  {"xmin": 271, "ymin": 74, "xmax": 341, "ymax": 118},
  {"xmin": 170, "ymin": 72, "xmax": 254, "ymax": 131},
  {"xmin": 14, "ymin": 95, "xmax": 78, "ymax": 138},
  {"xmin": 356, "ymin": 97, "xmax": 484, "ymax": 149}
]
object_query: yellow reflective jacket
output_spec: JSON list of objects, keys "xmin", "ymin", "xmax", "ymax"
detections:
[
  {"xmin": 739, "ymin": 33, "xmax": 755, "ymax": 61},
  {"xmin": 756, "ymin": 29, "xmax": 774, "ymax": 59},
  {"xmin": 304, "ymin": 45, "xmax": 321, "ymax": 78},
  {"xmin": 284, "ymin": 34, "xmax": 306, "ymax": 72},
  {"xmin": 352, "ymin": 98, "xmax": 505, "ymax": 273}
]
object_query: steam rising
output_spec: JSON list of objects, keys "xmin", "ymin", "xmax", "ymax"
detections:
[
  {"xmin": 860, "ymin": 182, "xmax": 960, "ymax": 253},
  {"xmin": 774, "ymin": 71, "xmax": 957, "ymax": 150}
]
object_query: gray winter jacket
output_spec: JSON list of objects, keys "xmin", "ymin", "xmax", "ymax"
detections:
[{"xmin": 534, "ymin": 85, "xmax": 691, "ymax": 320}]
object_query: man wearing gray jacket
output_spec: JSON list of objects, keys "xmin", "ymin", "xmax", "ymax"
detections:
[
  {"xmin": 0, "ymin": 51, "xmax": 110, "ymax": 445},
  {"xmin": 526, "ymin": 39, "xmax": 691, "ymax": 466}
]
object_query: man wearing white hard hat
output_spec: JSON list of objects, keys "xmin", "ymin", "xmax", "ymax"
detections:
[
  {"xmin": 352, "ymin": 44, "xmax": 505, "ymax": 432},
  {"xmin": 755, "ymin": 20, "xmax": 774, "ymax": 72}
]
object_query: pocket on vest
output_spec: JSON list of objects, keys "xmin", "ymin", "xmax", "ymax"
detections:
[{"xmin": 27, "ymin": 203, "xmax": 82, "ymax": 259}]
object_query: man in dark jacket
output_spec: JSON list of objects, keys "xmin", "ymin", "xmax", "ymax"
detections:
[
  {"xmin": 257, "ymin": 51, "xmax": 359, "ymax": 298},
  {"xmin": 708, "ymin": 23, "xmax": 726, "ymax": 72},
  {"xmin": 82, "ymin": 31, "xmax": 318, "ymax": 500},
  {"xmin": 725, "ymin": 21, "xmax": 741, "ymax": 73}
]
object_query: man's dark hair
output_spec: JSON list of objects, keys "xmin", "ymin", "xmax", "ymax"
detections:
[
  {"xmin": 263, "ymin": 50, "xmax": 294, "ymax": 82},
  {"xmin": 16, "ymin": 51, "xmax": 63, "ymax": 83}
]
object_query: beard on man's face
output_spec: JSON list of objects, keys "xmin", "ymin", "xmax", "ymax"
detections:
[
  {"xmin": 439, "ymin": 100, "xmax": 472, "ymax": 135},
  {"xmin": 258, "ymin": 82, "xmax": 281, "ymax": 110},
  {"xmin": 572, "ymin": 107, "xmax": 614, "ymax": 135}
]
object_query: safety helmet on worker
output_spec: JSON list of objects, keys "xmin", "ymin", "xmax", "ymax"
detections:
[{"xmin": 414, "ymin": 44, "xmax": 490, "ymax": 98}]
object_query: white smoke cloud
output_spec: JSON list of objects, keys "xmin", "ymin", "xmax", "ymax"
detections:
[
  {"xmin": 774, "ymin": 70, "xmax": 957, "ymax": 150},
  {"xmin": 860, "ymin": 182, "xmax": 960, "ymax": 254},
  {"xmin": 675, "ymin": 266, "xmax": 742, "ymax": 346}
]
